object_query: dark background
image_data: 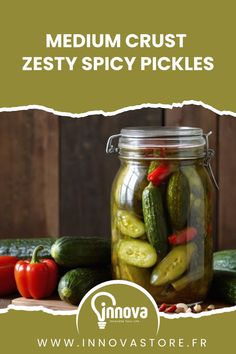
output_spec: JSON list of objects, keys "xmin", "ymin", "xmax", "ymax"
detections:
[{"xmin": 0, "ymin": 106, "xmax": 235, "ymax": 250}]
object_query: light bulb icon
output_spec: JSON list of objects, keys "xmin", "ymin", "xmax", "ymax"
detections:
[{"xmin": 90, "ymin": 291, "xmax": 116, "ymax": 329}]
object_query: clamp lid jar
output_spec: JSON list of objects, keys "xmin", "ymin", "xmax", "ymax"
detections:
[{"xmin": 107, "ymin": 126, "xmax": 215, "ymax": 304}]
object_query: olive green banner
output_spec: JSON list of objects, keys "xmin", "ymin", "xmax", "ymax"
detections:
[
  {"xmin": 0, "ymin": 2, "xmax": 236, "ymax": 354},
  {"xmin": 0, "ymin": 0, "xmax": 235, "ymax": 114},
  {"xmin": 1, "ymin": 308, "xmax": 235, "ymax": 354},
  {"xmin": 1, "ymin": 280, "xmax": 236, "ymax": 354}
]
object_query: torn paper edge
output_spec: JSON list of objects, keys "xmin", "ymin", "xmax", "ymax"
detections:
[
  {"xmin": 0, "ymin": 303, "xmax": 236, "ymax": 320},
  {"xmin": 0, "ymin": 100, "xmax": 236, "ymax": 118}
]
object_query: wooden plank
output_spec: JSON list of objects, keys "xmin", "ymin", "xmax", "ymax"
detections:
[
  {"xmin": 165, "ymin": 105, "xmax": 219, "ymax": 248},
  {"xmin": 218, "ymin": 116, "xmax": 236, "ymax": 249},
  {"xmin": 165, "ymin": 105, "xmax": 218, "ymax": 173},
  {"xmin": 12, "ymin": 297, "xmax": 76, "ymax": 311},
  {"xmin": 60, "ymin": 108, "xmax": 163, "ymax": 237},
  {"xmin": 0, "ymin": 110, "xmax": 59, "ymax": 237}
]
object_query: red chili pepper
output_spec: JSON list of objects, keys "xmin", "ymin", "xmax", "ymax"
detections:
[
  {"xmin": 159, "ymin": 303, "xmax": 167, "ymax": 312},
  {"xmin": 168, "ymin": 227, "xmax": 197, "ymax": 245},
  {"xmin": 14, "ymin": 245, "xmax": 58, "ymax": 299},
  {"xmin": 165, "ymin": 305, "xmax": 177, "ymax": 313},
  {"xmin": 0, "ymin": 256, "xmax": 19, "ymax": 296},
  {"xmin": 147, "ymin": 164, "xmax": 171, "ymax": 186}
]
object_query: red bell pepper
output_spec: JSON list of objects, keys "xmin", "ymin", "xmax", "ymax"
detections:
[
  {"xmin": 14, "ymin": 245, "xmax": 58, "ymax": 299},
  {"xmin": 147, "ymin": 164, "xmax": 171, "ymax": 186},
  {"xmin": 168, "ymin": 227, "xmax": 197, "ymax": 245},
  {"xmin": 0, "ymin": 256, "xmax": 19, "ymax": 296}
]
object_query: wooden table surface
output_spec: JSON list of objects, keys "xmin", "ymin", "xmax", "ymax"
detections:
[{"xmin": 0, "ymin": 294, "xmax": 76, "ymax": 311}]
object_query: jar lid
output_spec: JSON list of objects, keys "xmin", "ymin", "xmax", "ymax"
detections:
[
  {"xmin": 117, "ymin": 126, "xmax": 205, "ymax": 151},
  {"xmin": 120, "ymin": 126, "xmax": 203, "ymax": 138},
  {"xmin": 106, "ymin": 127, "xmax": 218, "ymax": 189}
]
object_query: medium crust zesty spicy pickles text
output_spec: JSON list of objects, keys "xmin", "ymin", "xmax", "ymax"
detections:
[{"xmin": 21, "ymin": 33, "xmax": 214, "ymax": 72}]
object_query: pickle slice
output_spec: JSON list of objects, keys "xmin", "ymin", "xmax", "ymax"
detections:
[
  {"xmin": 118, "ymin": 239, "xmax": 157, "ymax": 268},
  {"xmin": 119, "ymin": 262, "xmax": 151, "ymax": 287},
  {"xmin": 150, "ymin": 242, "xmax": 197, "ymax": 286},
  {"xmin": 116, "ymin": 210, "xmax": 145, "ymax": 238}
]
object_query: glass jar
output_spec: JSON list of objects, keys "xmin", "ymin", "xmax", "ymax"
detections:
[{"xmin": 107, "ymin": 126, "xmax": 215, "ymax": 304}]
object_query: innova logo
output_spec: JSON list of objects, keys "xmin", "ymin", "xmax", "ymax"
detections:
[
  {"xmin": 90, "ymin": 291, "xmax": 148, "ymax": 329},
  {"xmin": 76, "ymin": 280, "xmax": 160, "ymax": 336}
]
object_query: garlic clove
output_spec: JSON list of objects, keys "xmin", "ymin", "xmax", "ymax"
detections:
[
  {"xmin": 175, "ymin": 307, "xmax": 185, "ymax": 314},
  {"xmin": 176, "ymin": 303, "xmax": 188, "ymax": 312},
  {"xmin": 193, "ymin": 304, "xmax": 202, "ymax": 313},
  {"xmin": 207, "ymin": 304, "xmax": 215, "ymax": 311}
]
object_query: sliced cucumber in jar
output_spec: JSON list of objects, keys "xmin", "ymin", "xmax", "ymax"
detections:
[
  {"xmin": 150, "ymin": 242, "xmax": 197, "ymax": 286},
  {"xmin": 119, "ymin": 262, "xmax": 151, "ymax": 287},
  {"xmin": 116, "ymin": 210, "xmax": 145, "ymax": 238},
  {"xmin": 118, "ymin": 239, "xmax": 157, "ymax": 268}
]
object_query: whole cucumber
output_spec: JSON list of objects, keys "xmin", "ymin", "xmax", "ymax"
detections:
[
  {"xmin": 58, "ymin": 267, "xmax": 111, "ymax": 305},
  {"xmin": 210, "ymin": 270, "xmax": 236, "ymax": 305},
  {"xmin": 213, "ymin": 250, "xmax": 236, "ymax": 273},
  {"xmin": 167, "ymin": 170, "xmax": 190, "ymax": 231},
  {"xmin": 142, "ymin": 182, "xmax": 168, "ymax": 259},
  {"xmin": 0, "ymin": 238, "xmax": 54, "ymax": 259},
  {"xmin": 51, "ymin": 236, "xmax": 111, "ymax": 268}
]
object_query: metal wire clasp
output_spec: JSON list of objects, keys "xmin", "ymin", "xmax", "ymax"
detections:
[
  {"xmin": 204, "ymin": 132, "xmax": 219, "ymax": 190},
  {"xmin": 106, "ymin": 134, "xmax": 121, "ymax": 154}
]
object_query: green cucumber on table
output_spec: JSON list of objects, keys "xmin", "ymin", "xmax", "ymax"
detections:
[
  {"xmin": 51, "ymin": 236, "xmax": 111, "ymax": 268},
  {"xmin": 213, "ymin": 250, "xmax": 236, "ymax": 272},
  {"xmin": 211, "ymin": 250, "xmax": 236, "ymax": 305},
  {"xmin": 211, "ymin": 270, "xmax": 236, "ymax": 305},
  {"xmin": 0, "ymin": 238, "xmax": 54, "ymax": 259},
  {"xmin": 58, "ymin": 267, "xmax": 111, "ymax": 305}
]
